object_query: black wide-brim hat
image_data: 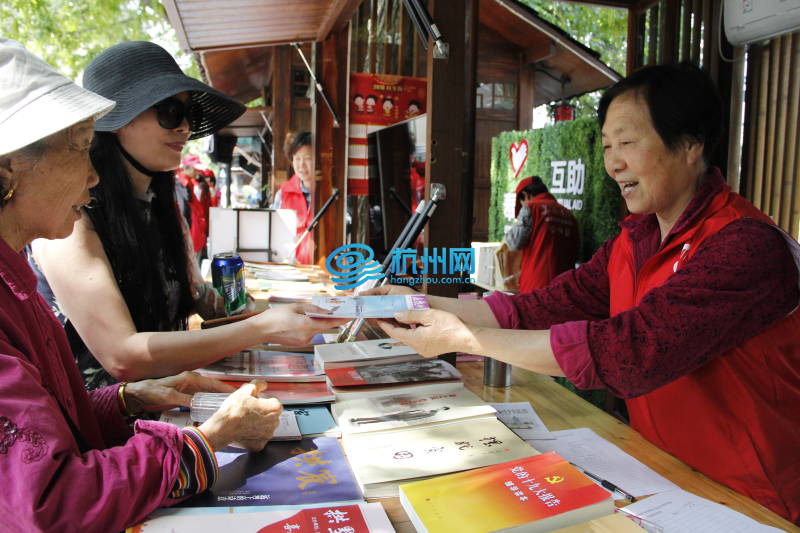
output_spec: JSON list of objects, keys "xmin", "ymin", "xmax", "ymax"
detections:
[{"xmin": 83, "ymin": 41, "xmax": 244, "ymax": 140}]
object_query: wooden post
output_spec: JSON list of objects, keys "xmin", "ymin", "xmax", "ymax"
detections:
[
  {"xmin": 315, "ymin": 24, "xmax": 350, "ymax": 265},
  {"xmin": 272, "ymin": 45, "xmax": 293, "ymax": 185},
  {"xmin": 661, "ymin": 0, "xmax": 679, "ymax": 64},
  {"xmin": 424, "ymin": 0, "xmax": 478, "ymax": 298},
  {"xmin": 784, "ymin": 34, "xmax": 800, "ymax": 239}
]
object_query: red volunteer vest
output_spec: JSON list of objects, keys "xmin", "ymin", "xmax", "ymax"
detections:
[
  {"xmin": 519, "ymin": 193, "xmax": 579, "ymax": 292},
  {"xmin": 279, "ymin": 175, "xmax": 314, "ymax": 264},
  {"xmin": 607, "ymin": 185, "xmax": 800, "ymax": 522}
]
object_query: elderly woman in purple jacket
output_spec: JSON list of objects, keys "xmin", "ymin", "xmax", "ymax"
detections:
[{"xmin": 0, "ymin": 39, "xmax": 285, "ymax": 532}]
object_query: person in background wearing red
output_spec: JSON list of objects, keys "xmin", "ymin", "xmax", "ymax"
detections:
[
  {"xmin": 505, "ymin": 176, "xmax": 579, "ymax": 292},
  {"xmin": 183, "ymin": 154, "xmax": 211, "ymax": 260},
  {"xmin": 206, "ymin": 170, "xmax": 220, "ymax": 207},
  {"xmin": 272, "ymin": 131, "xmax": 314, "ymax": 264}
]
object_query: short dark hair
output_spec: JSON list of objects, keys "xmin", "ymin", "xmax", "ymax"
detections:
[
  {"xmin": 518, "ymin": 176, "xmax": 548, "ymax": 201},
  {"xmin": 598, "ymin": 62, "xmax": 722, "ymax": 165},
  {"xmin": 285, "ymin": 131, "xmax": 312, "ymax": 159}
]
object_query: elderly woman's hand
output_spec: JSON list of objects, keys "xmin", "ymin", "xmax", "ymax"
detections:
[
  {"xmin": 254, "ymin": 303, "xmax": 350, "ymax": 346},
  {"xmin": 124, "ymin": 371, "xmax": 236, "ymax": 414},
  {"xmin": 198, "ymin": 381, "xmax": 283, "ymax": 451},
  {"xmin": 377, "ymin": 309, "xmax": 476, "ymax": 357}
]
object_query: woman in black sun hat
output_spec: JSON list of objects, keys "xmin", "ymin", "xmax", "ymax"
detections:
[{"xmin": 32, "ymin": 41, "xmax": 345, "ymax": 389}]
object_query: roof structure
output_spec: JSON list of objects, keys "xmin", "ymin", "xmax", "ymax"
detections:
[{"xmin": 164, "ymin": 0, "xmax": 620, "ymax": 107}]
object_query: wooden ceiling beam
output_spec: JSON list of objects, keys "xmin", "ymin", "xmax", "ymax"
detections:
[
  {"xmin": 524, "ymin": 40, "xmax": 557, "ymax": 63},
  {"xmin": 316, "ymin": 0, "xmax": 362, "ymax": 42}
]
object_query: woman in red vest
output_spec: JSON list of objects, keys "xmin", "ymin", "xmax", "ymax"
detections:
[
  {"xmin": 506, "ymin": 176, "xmax": 579, "ymax": 292},
  {"xmin": 273, "ymin": 131, "xmax": 315, "ymax": 264},
  {"xmin": 369, "ymin": 63, "xmax": 800, "ymax": 522}
]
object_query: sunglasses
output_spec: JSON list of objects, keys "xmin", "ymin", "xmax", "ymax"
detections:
[{"xmin": 151, "ymin": 97, "xmax": 193, "ymax": 130}]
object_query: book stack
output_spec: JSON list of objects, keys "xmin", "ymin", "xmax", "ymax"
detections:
[
  {"xmin": 313, "ymin": 339, "xmax": 423, "ymax": 372},
  {"xmin": 399, "ymin": 452, "xmax": 615, "ymax": 533},
  {"xmin": 331, "ymin": 379, "xmax": 537, "ymax": 498}
]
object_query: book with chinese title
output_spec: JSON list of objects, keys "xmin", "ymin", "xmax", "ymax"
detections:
[
  {"xmin": 126, "ymin": 502, "xmax": 395, "ymax": 533},
  {"xmin": 326, "ymin": 358, "xmax": 461, "ymax": 388},
  {"xmin": 332, "ymin": 382, "xmax": 495, "ymax": 435},
  {"xmin": 399, "ymin": 451, "xmax": 613, "ymax": 533},
  {"xmin": 307, "ymin": 295, "xmax": 429, "ymax": 318},
  {"xmin": 313, "ymin": 339, "xmax": 422, "ymax": 372},
  {"xmin": 196, "ymin": 350, "xmax": 325, "ymax": 382},
  {"xmin": 342, "ymin": 417, "xmax": 537, "ymax": 498},
  {"xmin": 181, "ymin": 437, "xmax": 363, "ymax": 507}
]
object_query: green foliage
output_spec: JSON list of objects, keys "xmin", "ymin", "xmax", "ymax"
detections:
[
  {"xmin": 519, "ymin": 0, "xmax": 627, "ymax": 120},
  {"xmin": 489, "ymin": 117, "xmax": 620, "ymax": 262},
  {"xmin": 0, "ymin": 0, "xmax": 197, "ymax": 81}
]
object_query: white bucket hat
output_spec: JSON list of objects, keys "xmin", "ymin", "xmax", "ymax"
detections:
[{"xmin": 0, "ymin": 38, "xmax": 115, "ymax": 156}]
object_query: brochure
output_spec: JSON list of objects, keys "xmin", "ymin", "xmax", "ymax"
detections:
[{"xmin": 307, "ymin": 295, "xmax": 429, "ymax": 318}]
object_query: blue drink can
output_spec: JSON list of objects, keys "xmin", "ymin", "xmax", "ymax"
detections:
[{"xmin": 211, "ymin": 252, "xmax": 247, "ymax": 316}]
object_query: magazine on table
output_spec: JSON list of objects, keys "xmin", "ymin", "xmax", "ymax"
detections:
[
  {"xmin": 326, "ymin": 358, "xmax": 461, "ymax": 388},
  {"xmin": 332, "ymin": 382, "xmax": 496, "ymax": 435},
  {"xmin": 180, "ymin": 437, "xmax": 363, "ymax": 508},
  {"xmin": 195, "ymin": 350, "xmax": 324, "ymax": 382},
  {"xmin": 126, "ymin": 502, "xmax": 395, "ymax": 533}
]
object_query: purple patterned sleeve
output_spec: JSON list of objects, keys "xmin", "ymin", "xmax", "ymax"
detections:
[{"xmin": 484, "ymin": 237, "xmax": 616, "ymax": 330}]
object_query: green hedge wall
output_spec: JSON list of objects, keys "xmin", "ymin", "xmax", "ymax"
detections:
[{"xmin": 489, "ymin": 117, "xmax": 620, "ymax": 262}]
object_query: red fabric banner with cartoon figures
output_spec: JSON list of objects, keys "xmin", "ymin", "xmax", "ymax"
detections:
[{"xmin": 347, "ymin": 73, "xmax": 426, "ymax": 196}]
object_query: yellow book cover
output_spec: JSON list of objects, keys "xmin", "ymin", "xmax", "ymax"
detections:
[{"xmin": 399, "ymin": 452, "xmax": 613, "ymax": 533}]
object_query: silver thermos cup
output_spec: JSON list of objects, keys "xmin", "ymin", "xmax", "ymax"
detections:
[{"xmin": 483, "ymin": 357, "xmax": 512, "ymax": 387}]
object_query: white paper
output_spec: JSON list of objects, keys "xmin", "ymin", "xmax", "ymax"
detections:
[
  {"xmin": 621, "ymin": 488, "xmax": 783, "ymax": 532},
  {"xmin": 490, "ymin": 401, "xmax": 554, "ymax": 440},
  {"xmin": 527, "ymin": 428, "xmax": 678, "ymax": 498}
]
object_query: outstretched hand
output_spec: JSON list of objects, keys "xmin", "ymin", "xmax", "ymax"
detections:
[
  {"xmin": 377, "ymin": 308, "xmax": 475, "ymax": 357},
  {"xmin": 256, "ymin": 303, "xmax": 350, "ymax": 346}
]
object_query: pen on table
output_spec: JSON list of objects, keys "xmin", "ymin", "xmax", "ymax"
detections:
[{"xmin": 570, "ymin": 463, "xmax": 637, "ymax": 502}]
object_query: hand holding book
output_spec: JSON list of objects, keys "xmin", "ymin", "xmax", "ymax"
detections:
[
  {"xmin": 376, "ymin": 308, "xmax": 475, "ymax": 358},
  {"xmin": 196, "ymin": 381, "xmax": 284, "ymax": 452}
]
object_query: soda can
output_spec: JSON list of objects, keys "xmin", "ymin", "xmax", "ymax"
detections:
[{"xmin": 211, "ymin": 252, "xmax": 247, "ymax": 316}]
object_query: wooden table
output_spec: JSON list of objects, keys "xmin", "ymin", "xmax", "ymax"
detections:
[{"xmin": 375, "ymin": 361, "xmax": 799, "ymax": 532}]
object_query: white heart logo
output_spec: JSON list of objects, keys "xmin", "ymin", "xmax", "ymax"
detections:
[{"xmin": 509, "ymin": 140, "xmax": 528, "ymax": 178}]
